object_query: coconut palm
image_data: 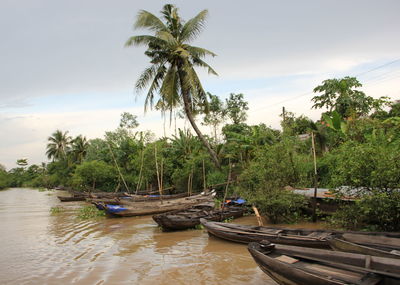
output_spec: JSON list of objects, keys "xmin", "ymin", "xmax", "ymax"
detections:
[
  {"xmin": 71, "ymin": 135, "xmax": 89, "ymax": 163},
  {"xmin": 46, "ymin": 130, "xmax": 72, "ymax": 161},
  {"xmin": 125, "ymin": 4, "xmax": 220, "ymax": 168}
]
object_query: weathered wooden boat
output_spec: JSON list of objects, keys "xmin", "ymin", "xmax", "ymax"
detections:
[
  {"xmin": 57, "ymin": 196, "xmax": 86, "ymax": 202},
  {"xmin": 200, "ymin": 219, "xmax": 337, "ymax": 248},
  {"xmin": 58, "ymin": 191, "xmax": 130, "ymax": 202},
  {"xmin": 329, "ymin": 233, "xmax": 400, "ymax": 259},
  {"xmin": 101, "ymin": 191, "xmax": 216, "ymax": 217},
  {"xmin": 88, "ymin": 192, "xmax": 191, "ymax": 205},
  {"xmin": 152, "ymin": 206, "xmax": 246, "ymax": 231},
  {"xmin": 248, "ymin": 241, "xmax": 400, "ymax": 285},
  {"xmin": 200, "ymin": 219, "xmax": 400, "ymax": 247}
]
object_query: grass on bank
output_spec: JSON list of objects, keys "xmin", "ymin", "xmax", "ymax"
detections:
[{"xmin": 77, "ymin": 205, "xmax": 105, "ymax": 220}]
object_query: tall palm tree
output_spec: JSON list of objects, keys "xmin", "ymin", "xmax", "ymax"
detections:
[
  {"xmin": 46, "ymin": 130, "xmax": 72, "ymax": 161},
  {"xmin": 71, "ymin": 135, "xmax": 89, "ymax": 163},
  {"xmin": 125, "ymin": 4, "xmax": 220, "ymax": 168}
]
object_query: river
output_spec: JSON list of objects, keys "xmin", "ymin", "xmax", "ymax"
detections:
[{"xmin": 0, "ymin": 188, "xmax": 275, "ymax": 285}]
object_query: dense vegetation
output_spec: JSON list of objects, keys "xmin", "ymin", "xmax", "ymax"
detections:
[{"xmin": 1, "ymin": 5, "xmax": 399, "ymax": 231}]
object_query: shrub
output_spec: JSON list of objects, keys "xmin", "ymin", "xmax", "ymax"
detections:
[{"xmin": 330, "ymin": 192, "xmax": 400, "ymax": 231}]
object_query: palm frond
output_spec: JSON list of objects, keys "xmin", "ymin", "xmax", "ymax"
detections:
[
  {"xmin": 125, "ymin": 35, "xmax": 165, "ymax": 47},
  {"xmin": 186, "ymin": 45, "xmax": 216, "ymax": 58},
  {"xmin": 143, "ymin": 64, "xmax": 167, "ymax": 111},
  {"xmin": 192, "ymin": 57, "xmax": 218, "ymax": 75},
  {"xmin": 135, "ymin": 65, "xmax": 157, "ymax": 92},
  {"xmin": 134, "ymin": 10, "xmax": 166, "ymax": 32},
  {"xmin": 180, "ymin": 10, "xmax": 208, "ymax": 42},
  {"xmin": 156, "ymin": 31, "xmax": 178, "ymax": 46},
  {"xmin": 160, "ymin": 65, "xmax": 180, "ymax": 109}
]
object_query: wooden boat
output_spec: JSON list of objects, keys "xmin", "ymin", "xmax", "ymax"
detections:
[
  {"xmin": 57, "ymin": 196, "xmax": 86, "ymax": 202},
  {"xmin": 248, "ymin": 242, "xmax": 400, "ymax": 285},
  {"xmin": 200, "ymin": 219, "xmax": 337, "ymax": 248},
  {"xmin": 329, "ymin": 233, "xmax": 400, "ymax": 259},
  {"xmin": 342, "ymin": 233, "xmax": 400, "ymax": 249},
  {"xmin": 87, "ymin": 192, "xmax": 191, "ymax": 205},
  {"xmin": 200, "ymin": 219, "xmax": 400, "ymax": 247},
  {"xmin": 152, "ymin": 206, "xmax": 246, "ymax": 231},
  {"xmin": 101, "ymin": 191, "xmax": 216, "ymax": 217}
]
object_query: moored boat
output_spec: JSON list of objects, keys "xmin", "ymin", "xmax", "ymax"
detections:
[
  {"xmin": 101, "ymin": 191, "xmax": 216, "ymax": 217},
  {"xmin": 200, "ymin": 219, "xmax": 400, "ymax": 248},
  {"xmin": 248, "ymin": 242, "xmax": 400, "ymax": 285},
  {"xmin": 153, "ymin": 206, "xmax": 246, "ymax": 231},
  {"xmin": 329, "ymin": 234, "xmax": 400, "ymax": 259},
  {"xmin": 200, "ymin": 219, "xmax": 337, "ymax": 248}
]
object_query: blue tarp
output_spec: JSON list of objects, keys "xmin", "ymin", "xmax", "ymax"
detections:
[
  {"xmin": 225, "ymin": 198, "xmax": 246, "ymax": 205},
  {"xmin": 105, "ymin": 204, "xmax": 128, "ymax": 213}
]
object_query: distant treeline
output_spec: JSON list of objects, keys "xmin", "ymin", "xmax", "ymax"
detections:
[{"xmin": 1, "ymin": 77, "xmax": 400, "ymax": 231}]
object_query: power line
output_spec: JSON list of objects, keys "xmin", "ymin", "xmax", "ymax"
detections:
[
  {"xmin": 355, "ymin": 58, "xmax": 400, "ymax": 77},
  {"xmin": 253, "ymin": 58, "xmax": 400, "ymax": 112}
]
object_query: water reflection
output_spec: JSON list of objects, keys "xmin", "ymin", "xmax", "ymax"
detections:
[{"xmin": 0, "ymin": 188, "xmax": 275, "ymax": 284}]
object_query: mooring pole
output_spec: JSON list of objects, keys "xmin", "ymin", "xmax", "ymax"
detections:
[{"xmin": 311, "ymin": 132, "xmax": 318, "ymax": 222}]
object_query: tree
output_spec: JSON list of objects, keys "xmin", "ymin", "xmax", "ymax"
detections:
[
  {"xmin": 125, "ymin": 4, "xmax": 221, "ymax": 168},
  {"xmin": 225, "ymin": 93, "xmax": 249, "ymax": 124},
  {"xmin": 72, "ymin": 160, "xmax": 117, "ymax": 191},
  {"xmin": 312, "ymin": 77, "xmax": 389, "ymax": 118},
  {"xmin": 46, "ymin": 130, "xmax": 72, "ymax": 161},
  {"xmin": 71, "ymin": 135, "xmax": 89, "ymax": 164},
  {"xmin": 202, "ymin": 92, "xmax": 226, "ymax": 142},
  {"xmin": 119, "ymin": 112, "xmax": 139, "ymax": 130}
]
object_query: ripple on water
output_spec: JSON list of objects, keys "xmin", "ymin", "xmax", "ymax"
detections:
[{"xmin": 0, "ymin": 189, "xmax": 275, "ymax": 285}]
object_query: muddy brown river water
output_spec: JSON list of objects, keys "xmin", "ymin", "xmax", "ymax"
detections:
[{"xmin": 0, "ymin": 188, "xmax": 276, "ymax": 285}]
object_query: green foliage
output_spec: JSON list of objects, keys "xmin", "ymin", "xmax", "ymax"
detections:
[
  {"xmin": 330, "ymin": 192, "xmax": 400, "ymax": 231},
  {"xmin": 312, "ymin": 77, "xmax": 390, "ymax": 119},
  {"xmin": 244, "ymin": 189, "xmax": 308, "ymax": 224},
  {"xmin": 202, "ymin": 92, "xmax": 227, "ymax": 142},
  {"xmin": 77, "ymin": 205, "xmax": 105, "ymax": 219},
  {"xmin": 322, "ymin": 111, "xmax": 347, "ymax": 134},
  {"xmin": 72, "ymin": 160, "xmax": 118, "ymax": 191},
  {"xmin": 281, "ymin": 111, "xmax": 316, "ymax": 136},
  {"xmin": 326, "ymin": 140, "xmax": 400, "ymax": 193},
  {"xmin": 119, "ymin": 112, "xmax": 139, "ymax": 130},
  {"xmin": 225, "ymin": 93, "xmax": 249, "ymax": 125},
  {"xmin": 0, "ymin": 164, "xmax": 11, "ymax": 189},
  {"xmin": 238, "ymin": 138, "xmax": 313, "ymax": 191},
  {"xmin": 50, "ymin": 206, "xmax": 62, "ymax": 215},
  {"xmin": 127, "ymin": 4, "xmax": 221, "ymax": 168},
  {"xmin": 46, "ymin": 130, "xmax": 72, "ymax": 161}
]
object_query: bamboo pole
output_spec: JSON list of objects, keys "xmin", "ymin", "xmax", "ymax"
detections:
[
  {"xmin": 252, "ymin": 205, "xmax": 264, "ymax": 226},
  {"xmin": 107, "ymin": 142, "xmax": 130, "ymax": 193},
  {"xmin": 189, "ymin": 167, "xmax": 194, "ymax": 196},
  {"xmin": 221, "ymin": 159, "xmax": 232, "ymax": 212},
  {"xmin": 160, "ymin": 157, "xmax": 164, "ymax": 196},
  {"xmin": 135, "ymin": 149, "xmax": 144, "ymax": 194},
  {"xmin": 202, "ymin": 159, "xmax": 206, "ymax": 192},
  {"xmin": 154, "ymin": 145, "xmax": 163, "ymax": 204},
  {"xmin": 311, "ymin": 131, "xmax": 318, "ymax": 222}
]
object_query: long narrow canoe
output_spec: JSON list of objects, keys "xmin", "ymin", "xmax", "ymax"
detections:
[
  {"xmin": 329, "ymin": 238, "xmax": 400, "ymax": 259},
  {"xmin": 200, "ymin": 219, "xmax": 337, "ymax": 248},
  {"xmin": 102, "ymin": 191, "xmax": 216, "ymax": 217},
  {"xmin": 87, "ymin": 192, "xmax": 191, "ymax": 205},
  {"xmin": 153, "ymin": 206, "xmax": 246, "ymax": 231},
  {"xmin": 342, "ymin": 233, "xmax": 400, "ymax": 250},
  {"xmin": 248, "ymin": 242, "xmax": 400, "ymax": 285},
  {"xmin": 58, "ymin": 196, "xmax": 86, "ymax": 202},
  {"xmin": 200, "ymin": 219, "xmax": 400, "ymax": 248}
]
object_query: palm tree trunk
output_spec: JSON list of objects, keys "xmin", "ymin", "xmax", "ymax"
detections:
[{"xmin": 181, "ymin": 91, "xmax": 221, "ymax": 169}]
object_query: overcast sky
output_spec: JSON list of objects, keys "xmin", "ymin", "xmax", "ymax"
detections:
[{"xmin": 1, "ymin": 0, "xmax": 400, "ymax": 169}]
